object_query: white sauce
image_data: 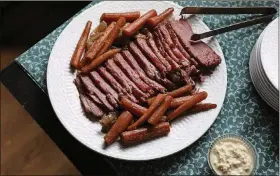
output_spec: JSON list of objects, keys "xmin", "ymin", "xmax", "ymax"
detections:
[{"xmin": 209, "ymin": 138, "xmax": 254, "ymax": 175}]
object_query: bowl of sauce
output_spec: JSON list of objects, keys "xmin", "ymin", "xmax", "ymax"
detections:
[{"xmin": 208, "ymin": 134, "xmax": 258, "ymax": 175}]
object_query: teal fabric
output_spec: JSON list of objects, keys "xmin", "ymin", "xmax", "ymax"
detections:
[{"xmin": 16, "ymin": 1, "xmax": 279, "ymax": 175}]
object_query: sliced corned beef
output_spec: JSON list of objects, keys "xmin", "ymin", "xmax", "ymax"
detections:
[
  {"xmin": 152, "ymin": 31, "xmax": 180, "ymax": 70},
  {"xmin": 157, "ymin": 24, "xmax": 174, "ymax": 48},
  {"xmin": 97, "ymin": 66, "xmax": 139, "ymax": 103},
  {"xmin": 121, "ymin": 50, "xmax": 166, "ymax": 93},
  {"xmin": 105, "ymin": 59, "xmax": 148, "ymax": 102},
  {"xmin": 135, "ymin": 37, "xmax": 167, "ymax": 73},
  {"xmin": 114, "ymin": 53, "xmax": 155, "ymax": 95},
  {"xmin": 128, "ymin": 42, "xmax": 161, "ymax": 81},
  {"xmin": 154, "ymin": 29, "xmax": 181, "ymax": 64},
  {"xmin": 169, "ymin": 19, "xmax": 221, "ymax": 68},
  {"xmin": 79, "ymin": 94, "xmax": 104, "ymax": 117},
  {"xmin": 89, "ymin": 71, "xmax": 119, "ymax": 108},
  {"xmin": 145, "ymin": 31, "xmax": 172, "ymax": 71},
  {"xmin": 74, "ymin": 76, "xmax": 86, "ymax": 94},
  {"xmin": 156, "ymin": 26, "xmax": 190, "ymax": 67},
  {"xmin": 165, "ymin": 21, "xmax": 199, "ymax": 67},
  {"xmin": 87, "ymin": 94, "xmax": 106, "ymax": 108},
  {"xmin": 74, "ymin": 76, "xmax": 104, "ymax": 116},
  {"xmin": 79, "ymin": 74, "xmax": 114, "ymax": 111}
]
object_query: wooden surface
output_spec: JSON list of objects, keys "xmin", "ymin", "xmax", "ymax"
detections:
[
  {"xmin": 1, "ymin": 47, "xmax": 81, "ymax": 175},
  {"xmin": 1, "ymin": 2, "xmax": 91, "ymax": 175}
]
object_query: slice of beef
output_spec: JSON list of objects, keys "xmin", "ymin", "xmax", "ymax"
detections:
[
  {"xmin": 159, "ymin": 23, "xmax": 192, "ymax": 67},
  {"xmin": 128, "ymin": 43, "xmax": 175, "ymax": 90},
  {"xmin": 166, "ymin": 21, "xmax": 199, "ymax": 67},
  {"xmin": 169, "ymin": 19, "xmax": 221, "ymax": 68},
  {"xmin": 152, "ymin": 31, "xmax": 180, "ymax": 70},
  {"xmin": 79, "ymin": 94, "xmax": 104, "ymax": 117},
  {"xmin": 97, "ymin": 67, "xmax": 125, "ymax": 94},
  {"xmin": 172, "ymin": 47, "xmax": 190, "ymax": 66},
  {"xmin": 97, "ymin": 67, "xmax": 139, "ymax": 103},
  {"xmin": 155, "ymin": 27, "xmax": 189, "ymax": 67},
  {"xmin": 155, "ymin": 28, "xmax": 180, "ymax": 63},
  {"xmin": 88, "ymin": 94, "xmax": 106, "ymax": 108},
  {"xmin": 121, "ymin": 50, "xmax": 166, "ymax": 93},
  {"xmin": 145, "ymin": 31, "xmax": 172, "ymax": 71},
  {"xmin": 74, "ymin": 76, "xmax": 107, "ymax": 109},
  {"xmin": 157, "ymin": 24, "xmax": 174, "ymax": 48},
  {"xmin": 154, "ymin": 27, "xmax": 196, "ymax": 85},
  {"xmin": 160, "ymin": 28, "xmax": 202, "ymax": 83},
  {"xmin": 74, "ymin": 76, "xmax": 86, "ymax": 94},
  {"xmin": 105, "ymin": 59, "xmax": 148, "ymax": 102},
  {"xmin": 79, "ymin": 74, "xmax": 114, "ymax": 111},
  {"xmin": 89, "ymin": 71, "xmax": 119, "ymax": 108},
  {"xmin": 135, "ymin": 37, "xmax": 167, "ymax": 73},
  {"xmin": 114, "ymin": 53, "xmax": 155, "ymax": 95},
  {"xmin": 128, "ymin": 42, "xmax": 161, "ymax": 81},
  {"xmin": 105, "ymin": 60, "xmax": 132, "ymax": 94}
]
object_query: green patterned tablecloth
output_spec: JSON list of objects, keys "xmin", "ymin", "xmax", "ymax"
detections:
[{"xmin": 16, "ymin": 1, "xmax": 279, "ymax": 175}]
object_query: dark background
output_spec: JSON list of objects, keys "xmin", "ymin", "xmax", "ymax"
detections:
[{"xmin": 1, "ymin": 1, "xmax": 90, "ymax": 47}]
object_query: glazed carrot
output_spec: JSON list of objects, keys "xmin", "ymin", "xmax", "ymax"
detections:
[
  {"xmin": 170, "ymin": 95, "xmax": 192, "ymax": 108},
  {"xmin": 127, "ymin": 94, "xmax": 166, "ymax": 131},
  {"xmin": 70, "ymin": 21, "xmax": 92, "ymax": 69},
  {"xmin": 100, "ymin": 11, "xmax": 140, "ymax": 23},
  {"xmin": 167, "ymin": 91, "xmax": 208, "ymax": 121},
  {"xmin": 119, "ymin": 96, "xmax": 194, "ymax": 117},
  {"xmin": 97, "ymin": 17, "xmax": 126, "ymax": 56},
  {"xmin": 104, "ymin": 111, "xmax": 133, "ymax": 145},
  {"xmin": 79, "ymin": 40, "xmax": 98, "ymax": 68},
  {"xmin": 120, "ymin": 97, "xmax": 147, "ymax": 117},
  {"xmin": 147, "ymin": 84, "xmax": 192, "ymax": 105},
  {"xmin": 168, "ymin": 84, "xmax": 192, "ymax": 98},
  {"xmin": 81, "ymin": 48, "xmax": 121, "ymax": 73},
  {"xmin": 86, "ymin": 21, "xmax": 108, "ymax": 50},
  {"xmin": 83, "ymin": 22, "xmax": 116, "ymax": 64},
  {"xmin": 122, "ymin": 9, "xmax": 157, "ymax": 37},
  {"xmin": 146, "ymin": 8, "xmax": 174, "ymax": 28},
  {"xmin": 188, "ymin": 103, "xmax": 217, "ymax": 113},
  {"xmin": 166, "ymin": 103, "xmax": 217, "ymax": 118},
  {"xmin": 121, "ymin": 122, "xmax": 170, "ymax": 145},
  {"xmin": 148, "ymin": 95, "xmax": 173, "ymax": 125}
]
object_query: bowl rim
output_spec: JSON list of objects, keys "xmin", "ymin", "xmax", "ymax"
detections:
[{"xmin": 207, "ymin": 133, "xmax": 259, "ymax": 175}]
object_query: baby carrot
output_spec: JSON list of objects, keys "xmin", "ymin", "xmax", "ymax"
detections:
[
  {"xmin": 167, "ymin": 91, "xmax": 208, "ymax": 121},
  {"xmin": 127, "ymin": 94, "xmax": 166, "ymax": 130},
  {"xmin": 104, "ymin": 111, "xmax": 133, "ymax": 145}
]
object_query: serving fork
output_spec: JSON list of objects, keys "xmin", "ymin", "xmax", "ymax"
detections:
[{"xmin": 180, "ymin": 7, "xmax": 277, "ymax": 41}]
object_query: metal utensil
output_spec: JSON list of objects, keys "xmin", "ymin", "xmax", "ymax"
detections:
[{"xmin": 180, "ymin": 7, "xmax": 277, "ymax": 41}]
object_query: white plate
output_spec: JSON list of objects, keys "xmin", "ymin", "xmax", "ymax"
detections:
[
  {"xmin": 260, "ymin": 18, "xmax": 279, "ymax": 90},
  {"xmin": 250, "ymin": 47, "xmax": 278, "ymax": 111},
  {"xmin": 256, "ymin": 30, "xmax": 278, "ymax": 104},
  {"xmin": 47, "ymin": 1, "xmax": 227, "ymax": 160},
  {"xmin": 249, "ymin": 31, "xmax": 278, "ymax": 111}
]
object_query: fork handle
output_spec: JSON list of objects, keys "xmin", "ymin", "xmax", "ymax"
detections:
[
  {"xmin": 180, "ymin": 7, "xmax": 277, "ymax": 15},
  {"xmin": 191, "ymin": 14, "xmax": 275, "ymax": 41}
]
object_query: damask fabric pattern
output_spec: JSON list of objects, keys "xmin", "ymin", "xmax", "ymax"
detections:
[{"xmin": 16, "ymin": 1, "xmax": 279, "ymax": 175}]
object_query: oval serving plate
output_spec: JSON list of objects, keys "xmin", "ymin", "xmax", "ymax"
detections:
[{"xmin": 47, "ymin": 1, "xmax": 227, "ymax": 161}]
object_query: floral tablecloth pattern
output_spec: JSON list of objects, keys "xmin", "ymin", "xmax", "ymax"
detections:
[{"xmin": 16, "ymin": 1, "xmax": 279, "ymax": 175}]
